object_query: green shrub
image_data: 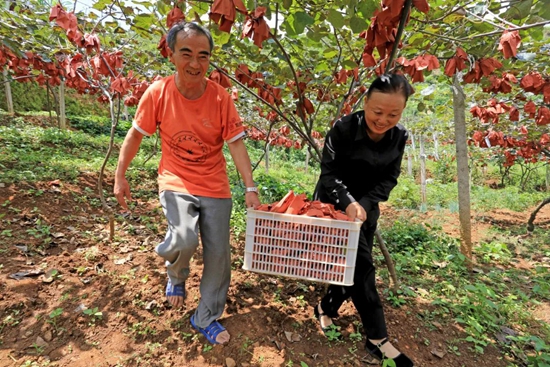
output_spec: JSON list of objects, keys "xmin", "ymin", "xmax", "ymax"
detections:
[
  {"xmin": 68, "ymin": 115, "xmax": 132, "ymax": 138},
  {"xmin": 389, "ymin": 176, "xmax": 421, "ymax": 209}
]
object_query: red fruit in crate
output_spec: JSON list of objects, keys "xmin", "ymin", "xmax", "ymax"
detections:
[
  {"xmin": 271, "ymin": 191, "xmax": 295, "ymax": 213},
  {"xmin": 306, "ymin": 208, "xmax": 324, "ymax": 217},
  {"xmin": 255, "ymin": 203, "xmax": 271, "ymax": 211},
  {"xmin": 285, "ymin": 193, "xmax": 308, "ymax": 215}
]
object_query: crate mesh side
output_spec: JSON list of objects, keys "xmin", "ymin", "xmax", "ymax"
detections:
[{"xmin": 249, "ymin": 216, "xmax": 353, "ymax": 284}]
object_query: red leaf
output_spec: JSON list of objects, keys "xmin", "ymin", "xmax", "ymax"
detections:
[
  {"xmin": 166, "ymin": 7, "xmax": 185, "ymax": 28},
  {"xmin": 334, "ymin": 69, "xmax": 347, "ymax": 84},
  {"xmin": 412, "ymin": 0, "xmax": 430, "ymax": 13},
  {"xmin": 510, "ymin": 107, "xmax": 520, "ymax": 122},
  {"xmin": 157, "ymin": 34, "xmax": 170, "ymax": 58},
  {"xmin": 444, "ymin": 57, "xmax": 457, "ymax": 77},
  {"xmin": 498, "ymin": 30, "xmax": 521, "ymax": 59},
  {"xmin": 242, "ymin": 7, "xmax": 271, "ymax": 48},
  {"xmin": 536, "ymin": 106, "xmax": 550, "ymax": 126},
  {"xmin": 520, "ymin": 72, "xmax": 544, "ymax": 93},
  {"xmin": 209, "ymin": 0, "xmax": 247, "ymax": 33},
  {"xmin": 524, "ymin": 100, "xmax": 537, "ymax": 118},
  {"xmin": 362, "ymin": 52, "xmax": 376, "ymax": 67},
  {"xmin": 208, "ymin": 69, "xmax": 232, "ymax": 88}
]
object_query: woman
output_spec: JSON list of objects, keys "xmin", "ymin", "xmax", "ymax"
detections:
[{"xmin": 313, "ymin": 73, "xmax": 414, "ymax": 366}]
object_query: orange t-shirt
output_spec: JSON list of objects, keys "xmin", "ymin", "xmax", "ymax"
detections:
[{"xmin": 133, "ymin": 76, "xmax": 245, "ymax": 198}]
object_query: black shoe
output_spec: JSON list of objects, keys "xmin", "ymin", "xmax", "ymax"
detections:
[
  {"xmin": 313, "ymin": 304, "xmax": 331, "ymax": 335},
  {"xmin": 365, "ymin": 338, "xmax": 414, "ymax": 367}
]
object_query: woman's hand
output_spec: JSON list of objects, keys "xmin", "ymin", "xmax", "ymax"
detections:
[{"xmin": 345, "ymin": 202, "xmax": 367, "ymax": 222}]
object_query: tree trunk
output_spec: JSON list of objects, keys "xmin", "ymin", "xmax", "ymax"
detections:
[
  {"xmin": 527, "ymin": 197, "xmax": 550, "ymax": 233},
  {"xmin": 3, "ymin": 69, "xmax": 13, "ymax": 114},
  {"xmin": 375, "ymin": 229, "xmax": 399, "ymax": 293},
  {"xmin": 305, "ymin": 149, "xmax": 310, "ymax": 173},
  {"xmin": 420, "ymin": 134, "xmax": 427, "ymax": 209},
  {"xmin": 452, "ymin": 75, "xmax": 473, "ymax": 266},
  {"xmin": 58, "ymin": 81, "xmax": 66, "ymax": 129},
  {"xmin": 265, "ymin": 143, "xmax": 270, "ymax": 174}
]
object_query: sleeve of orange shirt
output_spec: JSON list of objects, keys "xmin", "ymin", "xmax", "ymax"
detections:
[
  {"xmin": 221, "ymin": 93, "xmax": 246, "ymax": 143},
  {"xmin": 132, "ymin": 83, "xmax": 159, "ymax": 137}
]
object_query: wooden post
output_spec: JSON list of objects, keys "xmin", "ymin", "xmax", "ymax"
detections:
[
  {"xmin": 407, "ymin": 150, "xmax": 413, "ymax": 177},
  {"xmin": 432, "ymin": 131, "xmax": 439, "ymax": 161},
  {"xmin": 3, "ymin": 69, "xmax": 13, "ymax": 114},
  {"xmin": 419, "ymin": 134, "xmax": 427, "ymax": 208},
  {"xmin": 58, "ymin": 80, "xmax": 66, "ymax": 129}
]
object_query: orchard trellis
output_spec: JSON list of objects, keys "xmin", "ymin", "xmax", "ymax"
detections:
[{"xmin": 0, "ymin": 0, "xmax": 549, "ymax": 260}]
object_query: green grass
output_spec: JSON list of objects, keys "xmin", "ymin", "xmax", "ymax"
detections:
[{"xmin": 376, "ymin": 218, "xmax": 550, "ymax": 363}]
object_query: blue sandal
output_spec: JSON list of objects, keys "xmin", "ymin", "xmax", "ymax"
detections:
[
  {"xmin": 165, "ymin": 279, "xmax": 186, "ymax": 300},
  {"xmin": 190, "ymin": 314, "xmax": 226, "ymax": 345}
]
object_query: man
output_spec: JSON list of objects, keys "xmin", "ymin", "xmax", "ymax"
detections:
[{"xmin": 114, "ymin": 22, "xmax": 260, "ymax": 345}]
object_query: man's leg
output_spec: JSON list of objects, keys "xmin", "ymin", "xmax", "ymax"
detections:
[
  {"xmin": 193, "ymin": 196, "xmax": 232, "ymax": 344},
  {"xmin": 155, "ymin": 191, "xmax": 200, "ymax": 308}
]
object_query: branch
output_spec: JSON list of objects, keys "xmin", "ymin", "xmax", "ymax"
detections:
[
  {"xmin": 269, "ymin": 32, "xmax": 310, "ymax": 132},
  {"xmin": 417, "ymin": 30, "xmax": 463, "ymax": 44},
  {"xmin": 386, "ymin": 0, "xmax": 413, "ymax": 73},
  {"xmin": 464, "ymin": 20, "xmax": 550, "ymax": 40},
  {"xmin": 212, "ymin": 63, "xmax": 321, "ymax": 159},
  {"xmin": 463, "ymin": 8, "xmax": 507, "ymax": 30}
]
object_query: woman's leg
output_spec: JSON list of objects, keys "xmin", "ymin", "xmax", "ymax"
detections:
[{"xmin": 350, "ymin": 204, "xmax": 387, "ymax": 339}]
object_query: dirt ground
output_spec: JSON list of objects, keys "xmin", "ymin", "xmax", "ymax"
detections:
[{"xmin": 0, "ymin": 173, "xmax": 549, "ymax": 367}]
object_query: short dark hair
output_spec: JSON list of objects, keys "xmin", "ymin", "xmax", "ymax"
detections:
[
  {"xmin": 366, "ymin": 73, "xmax": 414, "ymax": 102},
  {"xmin": 166, "ymin": 22, "xmax": 214, "ymax": 52}
]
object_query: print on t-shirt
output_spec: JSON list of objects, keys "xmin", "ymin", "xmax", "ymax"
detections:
[
  {"xmin": 169, "ymin": 130, "xmax": 211, "ymax": 164},
  {"xmin": 228, "ymin": 117, "xmax": 243, "ymax": 132}
]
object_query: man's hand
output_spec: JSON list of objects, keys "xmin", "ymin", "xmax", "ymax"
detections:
[
  {"xmin": 114, "ymin": 176, "xmax": 132, "ymax": 212},
  {"xmin": 245, "ymin": 192, "xmax": 261, "ymax": 209},
  {"xmin": 345, "ymin": 202, "xmax": 366, "ymax": 222}
]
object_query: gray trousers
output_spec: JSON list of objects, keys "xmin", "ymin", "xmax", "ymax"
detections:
[{"xmin": 156, "ymin": 191, "xmax": 233, "ymax": 328}]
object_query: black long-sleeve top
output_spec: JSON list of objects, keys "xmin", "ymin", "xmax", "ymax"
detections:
[{"xmin": 314, "ymin": 110, "xmax": 408, "ymax": 212}]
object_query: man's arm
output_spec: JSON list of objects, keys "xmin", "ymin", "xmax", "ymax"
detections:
[
  {"xmin": 114, "ymin": 127, "xmax": 144, "ymax": 211},
  {"xmin": 227, "ymin": 138, "xmax": 260, "ymax": 208}
]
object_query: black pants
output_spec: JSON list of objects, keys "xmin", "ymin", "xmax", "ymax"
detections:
[{"xmin": 319, "ymin": 204, "xmax": 388, "ymax": 340}]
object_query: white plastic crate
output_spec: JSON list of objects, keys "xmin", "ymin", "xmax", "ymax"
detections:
[{"xmin": 243, "ymin": 209, "xmax": 361, "ymax": 286}]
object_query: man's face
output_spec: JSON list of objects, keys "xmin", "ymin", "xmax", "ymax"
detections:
[{"xmin": 169, "ymin": 31, "xmax": 211, "ymax": 85}]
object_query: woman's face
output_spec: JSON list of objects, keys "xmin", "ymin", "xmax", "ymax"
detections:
[{"xmin": 363, "ymin": 91, "xmax": 407, "ymax": 136}]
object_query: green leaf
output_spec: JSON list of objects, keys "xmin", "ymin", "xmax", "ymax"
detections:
[
  {"xmin": 350, "ymin": 16, "xmax": 367, "ymax": 33},
  {"xmin": 357, "ymin": 0, "xmax": 379, "ymax": 18},
  {"xmin": 502, "ymin": 0, "xmax": 534, "ymax": 20},
  {"xmin": 92, "ymin": 0, "xmax": 112, "ymax": 11},
  {"xmin": 417, "ymin": 102, "xmax": 426, "ymax": 112},
  {"xmin": 534, "ymin": 0, "xmax": 550, "ymax": 18},
  {"xmin": 327, "ymin": 9, "xmax": 345, "ymax": 29},
  {"xmin": 282, "ymin": 0, "xmax": 293, "ymax": 10},
  {"xmin": 293, "ymin": 12, "xmax": 314, "ymax": 34},
  {"xmin": 342, "ymin": 59, "xmax": 358, "ymax": 69},
  {"xmin": 323, "ymin": 49, "xmax": 338, "ymax": 58}
]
